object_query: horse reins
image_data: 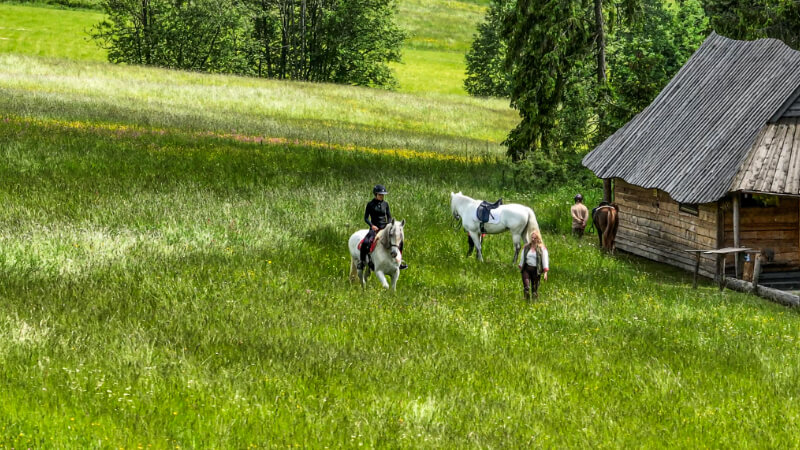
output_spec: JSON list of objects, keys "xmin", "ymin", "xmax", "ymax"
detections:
[{"xmin": 451, "ymin": 213, "xmax": 462, "ymax": 230}]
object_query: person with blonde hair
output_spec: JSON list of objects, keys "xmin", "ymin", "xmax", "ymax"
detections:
[{"xmin": 518, "ymin": 230, "xmax": 549, "ymax": 300}]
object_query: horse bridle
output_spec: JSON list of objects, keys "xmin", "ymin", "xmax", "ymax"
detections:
[
  {"xmin": 386, "ymin": 224, "xmax": 401, "ymax": 255},
  {"xmin": 451, "ymin": 211, "xmax": 462, "ymax": 230}
]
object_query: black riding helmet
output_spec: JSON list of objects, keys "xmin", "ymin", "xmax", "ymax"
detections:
[{"xmin": 373, "ymin": 184, "xmax": 388, "ymax": 195}]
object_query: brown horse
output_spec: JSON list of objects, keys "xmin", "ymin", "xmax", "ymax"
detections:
[{"xmin": 592, "ymin": 203, "xmax": 619, "ymax": 252}]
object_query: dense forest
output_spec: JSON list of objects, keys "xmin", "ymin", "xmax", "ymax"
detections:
[{"xmin": 466, "ymin": 0, "xmax": 800, "ymax": 185}]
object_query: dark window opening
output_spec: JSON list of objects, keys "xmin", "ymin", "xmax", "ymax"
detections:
[
  {"xmin": 741, "ymin": 193, "xmax": 779, "ymax": 208},
  {"xmin": 679, "ymin": 203, "xmax": 699, "ymax": 216}
]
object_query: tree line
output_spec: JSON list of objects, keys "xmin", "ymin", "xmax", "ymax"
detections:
[
  {"xmin": 466, "ymin": 0, "xmax": 800, "ymax": 184},
  {"xmin": 92, "ymin": 0, "xmax": 405, "ymax": 88}
]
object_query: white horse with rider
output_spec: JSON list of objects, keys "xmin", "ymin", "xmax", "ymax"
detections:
[
  {"xmin": 348, "ymin": 218, "xmax": 405, "ymax": 291},
  {"xmin": 450, "ymin": 192, "xmax": 540, "ymax": 264}
]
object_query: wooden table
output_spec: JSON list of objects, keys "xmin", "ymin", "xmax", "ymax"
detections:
[{"xmin": 685, "ymin": 247, "xmax": 753, "ymax": 290}]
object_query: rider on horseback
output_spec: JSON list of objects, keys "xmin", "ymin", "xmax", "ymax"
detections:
[{"xmin": 359, "ymin": 184, "xmax": 408, "ymax": 270}]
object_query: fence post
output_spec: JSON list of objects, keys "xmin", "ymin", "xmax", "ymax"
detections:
[{"xmin": 751, "ymin": 253, "xmax": 762, "ymax": 295}]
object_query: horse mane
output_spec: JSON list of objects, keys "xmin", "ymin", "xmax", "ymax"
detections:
[
  {"xmin": 376, "ymin": 221, "xmax": 403, "ymax": 250},
  {"xmin": 376, "ymin": 225, "xmax": 390, "ymax": 249}
]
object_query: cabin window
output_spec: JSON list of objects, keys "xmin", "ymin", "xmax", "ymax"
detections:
[
  {"xmin": 742, "ymin": 193, "xmax": 779, "ymax": 208},
  {"xmin": 679, "ymin": 203, "xmax": 699, "ymax": 216}
]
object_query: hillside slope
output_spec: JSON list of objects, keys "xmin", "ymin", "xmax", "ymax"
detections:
[
  {"xmin": 0, "ymin": 54, "xmax": 516, "ymax": 155},
  {"xmin": 2, "ymin": 52, "xmax": 800, "ymax": 449},
  {"xmin": 0, "ymin": 0, "xmax": 492, "ymax": 95}
]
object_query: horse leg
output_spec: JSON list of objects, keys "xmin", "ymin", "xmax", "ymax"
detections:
[
  {"xmin": 359, "ymin": 266, "xmax": 369, "ymax": 288},
  {"xmin": 597, "ymin": 227, "xmax": 603, "ymax": 248},
  {"xmin": 375, "ymin": 270, "xmax": 390, "ymax": 289},
  {"xmin": 349, "ymin": 258, "xmax": 358, "ymax": 283},
  {"xmin": 467, "ymin": 234, "xmax": 475, "ymax": 257},
  {"xmin": 469, "ymin": 231, "xmax": 484, "ymax": 262},
  {"xmin": 390, "ymin": 269, "xmax": 399, "ymax": 292},
  {"xmin": 512, "ymin": 232, "xmax": 522, "ymax": 266}
]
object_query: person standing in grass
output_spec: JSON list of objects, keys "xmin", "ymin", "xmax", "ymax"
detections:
[
  {"xmin": 571, "ymin": 194, "xmax": 589, "ymax": 238},
  {"xmin": 360, "ymin": 184, "xmax": 408, "ymax": 270},
  {"xmin": 519, "ymin": 230, "xmax": 549, "ymax": 300}
]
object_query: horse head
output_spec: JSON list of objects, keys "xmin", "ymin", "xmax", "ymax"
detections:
[
  {"xmin": 450, "ymin": 191, "xmax": 467, "ymax": 220},
  {"xmin": 383, "ymin": 218, "xmax": 405, "ymax": 259}
]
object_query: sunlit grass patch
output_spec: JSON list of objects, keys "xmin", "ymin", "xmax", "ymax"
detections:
[
  {"xmin": 0, "ymin": 4, "xmax": 105, "ymax": 61},
  {"xmin": 0, "ymin": 54, "xmax": 517, "ymax": 155}
]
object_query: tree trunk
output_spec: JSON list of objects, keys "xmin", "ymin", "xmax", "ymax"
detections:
[
  {"xmin": 301, "ymin": 0, "xmax": 306, "ymax": 78},
  {"xmin": 603, "ymin": 178, "xmax": 612, "ymax": 203},
  {"xmin": 594, "ymin": 0, "xmax": 607, "ymax": 140},
  {"xmin": 595, "ymin": 0, "xmax": 605, "ymax": 85},
  {"xmin": 279, "ymin": 1, "xmax": 289, "ymax": 79},
  {"xmin": 142, "ymin": 0, "xmax": 151, "ymax": 65}
]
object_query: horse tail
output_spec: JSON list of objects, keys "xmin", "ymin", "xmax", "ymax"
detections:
[
  {"xmin": 523, "ymin": 207, "xmax": 539, "ymax": 244},
  {"xmin": 602, "ymin": 207, "xmax": 617, "ymax": 251}
]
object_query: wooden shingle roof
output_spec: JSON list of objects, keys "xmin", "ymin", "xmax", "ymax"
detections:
[
  {"xmin": 582, "ymin": 32, "xmax": 800, "ymax": 204},
  {"xmin": 732, "ymin": 118, "xmax": 800, "ymax": 195}
]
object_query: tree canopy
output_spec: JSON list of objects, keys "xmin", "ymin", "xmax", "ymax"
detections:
[
  {"xmin": 92, "ymin": 0, "xmax": 405, "ymax": 88},
  {"xmin": 466, "ymin": 0, "xmax": 709, "ymax": 176}
]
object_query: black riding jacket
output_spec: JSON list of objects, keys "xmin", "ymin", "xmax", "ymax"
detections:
[{"xmin": 364, "ymin": 198, "xmax": 392, "ymax": 229}]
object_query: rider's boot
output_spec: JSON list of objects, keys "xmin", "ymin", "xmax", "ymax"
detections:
[
  {"xmin": 358, "ymin": 247, "xmax": 368, "ymax": 270},
  {"xmin": 399, "ymin": 262, "xmax": 408, "ymax": 270}
]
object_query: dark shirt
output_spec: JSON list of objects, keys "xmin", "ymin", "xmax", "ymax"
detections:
[{"xmin": 364, "ymin": 198, "xmax": 392, "ymax": 229}]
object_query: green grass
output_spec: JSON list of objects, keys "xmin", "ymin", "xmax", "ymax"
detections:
[
  {"xmin": 391, "ymin": 48, "xmax": 471, "ymax": 96},
  {"xmin": 2, "ymin": 112, "xmax": 800, "ymax": 448},
  {"xmin": 0, "ymin": 54, "xmax": 516, "ymax": 154},
  {"xmin": 2, "ymin": 53, "xmax": 800, "ymax": 447},
  {"xmin": 0, "ymin": 0, "xmax": 491, "ymax": 95},
  {"xmin": 0, "ymin": 3, "xmax": 105, "ymax": 61}
]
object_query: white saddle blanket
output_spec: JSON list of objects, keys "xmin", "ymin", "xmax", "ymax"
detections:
[{"xmin": 475, "ymin": 209, "xmax": 502, "ymax": 224}]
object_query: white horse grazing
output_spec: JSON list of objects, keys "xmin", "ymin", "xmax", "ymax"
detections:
[
  {"xmin": 450, "ymin": 192, "xmax": 540, "ymax": 264},
  {"xmin": 348, "ymin": 219, "xmax": 405, "ymax": 291}
]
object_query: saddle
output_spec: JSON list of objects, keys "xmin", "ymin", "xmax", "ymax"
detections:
[
  {"xmin": 357, "ymin": 233, "xmax": 381, "ymax": 270},
  {"xmin": 357, "ymin": 234, "xmax": 380, "ymax": 253},
  {"xmin": 476, "ymin": 198, "xmax": 503, "ymax": 233}
]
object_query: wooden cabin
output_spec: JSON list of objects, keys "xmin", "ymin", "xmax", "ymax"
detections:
[{"xmin": 583, "ymin": 32, "xmax": 800, "ymax": 288}]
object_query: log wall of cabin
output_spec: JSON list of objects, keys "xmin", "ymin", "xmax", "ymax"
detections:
[
  {"xmin": 722, "ymin": 195, "xmax": 800, "ymax": 267},
  {"xmin": 614, "ymin": 179, "xmax": 718, "ymax": 278}
]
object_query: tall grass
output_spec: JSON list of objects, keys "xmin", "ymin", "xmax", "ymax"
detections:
[
  {"xmin": 1, "ymin": 115, "xmax": 799, "ymax": 447},
  {"xmin": 1, "ymin": 13, "xmax": 798, "ymax": 447},
  {"xmin": 0, "ymin": 54, "xmax": 516, "ymax": 155}
]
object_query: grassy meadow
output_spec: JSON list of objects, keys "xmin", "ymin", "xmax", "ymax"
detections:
[
  {"xmin": 2, "ymin": 0, "xmax": 800, "ymax": 447},
  {"xmin": 0, "ymin": 3, "xmax": 106, "ymax": 61},
  {"xmin": 0, "ymin": 0, "xmax": 490, "ymax": 95},
  {"xmin": 1, "ymin": 52, "xmax": 800, "ymax": 447},
  {"xmin": 0, "ymin": 54, "xmax": 516, "ymax": 156}
]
